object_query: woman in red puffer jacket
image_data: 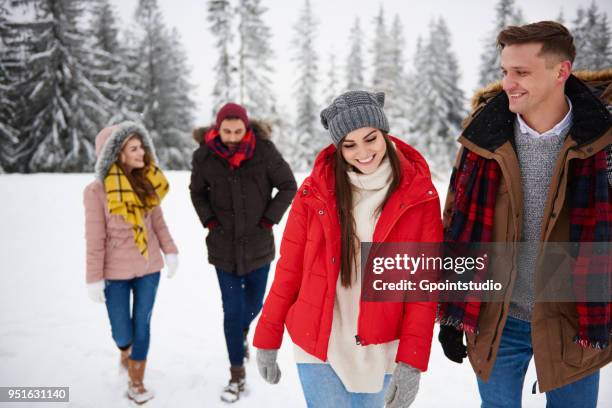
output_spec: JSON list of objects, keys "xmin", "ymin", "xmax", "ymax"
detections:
[{"xmin": 253, "ymin": 90, "xmax": 443, "ymax": 408}]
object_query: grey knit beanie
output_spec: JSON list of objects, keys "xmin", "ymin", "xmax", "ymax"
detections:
[{"xmin": 320, "ymin": 90, "xmax": 389, "ymax": 146}]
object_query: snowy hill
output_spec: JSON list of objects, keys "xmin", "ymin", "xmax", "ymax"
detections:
[{"xmin": 0, "ymin": 171, "xmax": 610, "ymax": 407}]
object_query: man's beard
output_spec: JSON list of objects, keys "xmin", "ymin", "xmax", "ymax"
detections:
[{"xmin": 225, "ymin": 143, "xmax": 238, "ymax": 153}]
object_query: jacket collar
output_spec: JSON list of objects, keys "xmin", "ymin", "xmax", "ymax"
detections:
[{"xmin": 462, "ymin": 74, "xmax": 612, "ymax": 152}]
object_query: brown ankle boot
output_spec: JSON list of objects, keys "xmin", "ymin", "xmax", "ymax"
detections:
[
  {"xmin": 127, "ymin": 359, "xmax": 154, "ymax": 404},
  {"xmin": 120, "ymin": 346, "xmax": 132, "ymax": 371},
  {"xmin": 220, "ymin": 365, "xmax": 245, "ymax": 403}
]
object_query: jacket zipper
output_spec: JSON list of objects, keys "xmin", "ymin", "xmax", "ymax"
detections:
[{"xmin": 355, "ymin": 194, "xmax": 439, "ymax": 346}]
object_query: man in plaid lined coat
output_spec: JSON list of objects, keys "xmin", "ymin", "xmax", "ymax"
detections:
[{"xmin": 436, "ymin": 21, "xmax": 612, "ymax": 407}]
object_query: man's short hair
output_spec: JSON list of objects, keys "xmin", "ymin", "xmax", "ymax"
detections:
[{"xmin": 497, "ymin": 21, "xmax": 576, "ymax": 64}]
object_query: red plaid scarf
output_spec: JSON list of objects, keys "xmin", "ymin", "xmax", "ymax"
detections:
[
  {"xmin": 438, "ymin": 148, "xmax": 612, "ymax": 349},
  {"xmin": 569, "ymin": 151, "xmax": 612, "ymax": 348},
  {"xmin": 205, "ymin": 127, "xmax": 256, "ymax": 169}
]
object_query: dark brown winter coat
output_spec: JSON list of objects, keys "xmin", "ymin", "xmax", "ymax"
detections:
[
  {"xmin": 444, "ymin": 70, "xmax": 612, "ymax": 392},
  {"xmin": 190, "ymin": 120, "xmax": 297, "ymax": 276}
]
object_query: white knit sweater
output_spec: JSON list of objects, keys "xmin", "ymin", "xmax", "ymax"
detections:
[{"xmin": 294, "ymin": 157, "xmax": 398, "ymax": 393}]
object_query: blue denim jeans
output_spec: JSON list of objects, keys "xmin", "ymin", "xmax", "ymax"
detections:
[
  {"xmin": 477, "ymin": 316, "xmax": 599, "ymax": 408},
  {"xmin": 215, "ymin": 264, "xmax": 270, "ymax": 366},
  {"xmin": 104, "ymin": 272, "xmax": 160, "ymax": 361},
  {"xmin": 297, "ymin": 363, "xmax": 392, "ymax": 408}
]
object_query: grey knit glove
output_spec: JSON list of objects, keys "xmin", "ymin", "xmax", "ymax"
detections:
[
  {"xmin": 384, "ymin": 362, "xmax": 420, "ymax": 408},
  {"xmin": 256, "ymin": 349, "xmax": 281, "ymax": 384}
]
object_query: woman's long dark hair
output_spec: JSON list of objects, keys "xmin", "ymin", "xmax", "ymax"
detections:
[
  {"xmin": 335, "ymin": 132, "xmax": 401, "ymax": 288},
  {"xmin": 116, "ymin": 134, "xmax": 157, "ymax": 205}
]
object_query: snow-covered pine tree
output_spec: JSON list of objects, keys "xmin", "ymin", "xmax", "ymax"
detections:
[
  {"xmin": 208, "ymin": 0, "xmax": 235, "ymax": 117},
  {"xmin": 323, "ymin": 49, "xmax": 340, "ymax": 105},
  {"xmin": 478, "ymin": 0, "xmax": 524, "ymax": 87},
  {"xmin": 408, "ymin": 18, "xmax": 464, "ymax": 177},
  {"xmin": 572, "ymin": 5, "xmax": 590, "ymax": 69},
  {"xmin": 0, "ymin": 0, "xmax": 20, "ymax": 172},
  {"xmin": 6, "ymin": 0, "xmax": 114, "ymax": 172},
  {"xmin": 430, "ymin": 18, "xmax": 463, "ymax": 166},
  {"xmin": 291, "ymin": 0, "xmax": 324, "ymax": 171},
  {"xmin": 402, "ymin": 36, "xmax": 422, "ymax": 149},
  {"xmin": 345, "ymin": 17, "xmax": 365, "ymax": 91},
  {"xmin": 572, "ymin": 5, "xmax": 588, "ymax": 62},
  {"xmin": 572, "ymin": 2, "xmax": 612, "ymax": 71},
  {"xmin": 370, "ymin": 5, "xmax": 393, "ymax": 94},
  {"xmin": 133, "ymin": 0, "xmax": 169, "ymax": 133},
  {"xmin": 118, "ymin": 27, "xmax": 147, "ymax": 121},
  {"xmin": 388, "ymin": 15, "xmax": 406, "ymax": 83},
  {"xmin": 406, "ymin": 36, "xmax": 430, "ymax": 154},
  {"xmin": 266, "ymin": 107, "xmax": 295, "ymax": 169},
  {"xmin": 386, "ymin": 14, "xmax": 410, "ymax": 138},
  {"xmin": 237, "ymin": 0, "xmax": 276, "ymax": 120},
  {"xmin": 88, "ymin": 0, "xmax": 119, "ymax": 58},
  {"xmin": 133, "ymin": 0, "xmax": 194, "ymax": 169},
  {"xmin": 592, "ymin": 13, "xmax": 612, "ymax": 69},
  {"xmin": 155, "ymin": 28, "xmax": 195, "ymax": 168},
  {"xmin": 86, "ymin": 0, "xmax": 140, "ymax": 123},
  {"xmin": 556, "ymin": 9, "xmax": 565, "ymax": 25}
]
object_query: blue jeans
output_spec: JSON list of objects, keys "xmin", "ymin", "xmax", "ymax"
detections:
[
  {"xmin": 215, "ymin": 264, "xmax": 270, "ymax": 366},
  {"xmin": 104, "ymin": 272, "xmax": 160, "ymax": 361},
  {"xmin": 297, "ymin": 363, "xmax": 392, "ymax": 408},
  {"xmin": 477, "ymin": 316, "xmax": 599, "ymax": 408}
]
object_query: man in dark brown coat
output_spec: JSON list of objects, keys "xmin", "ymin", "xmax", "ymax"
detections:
[{"xmin": 189, "ymin": 102, "xmax": 297, "ymax": 403}]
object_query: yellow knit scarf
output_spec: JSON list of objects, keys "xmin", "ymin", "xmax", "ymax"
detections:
[{"xmin": 104, "ymin": 163, "xmax": 169, "ymax": 259}]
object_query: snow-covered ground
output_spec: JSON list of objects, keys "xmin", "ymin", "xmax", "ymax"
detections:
[{"xmin": 0, "ymin": 171, "xmax": 610, "ymax": 408}]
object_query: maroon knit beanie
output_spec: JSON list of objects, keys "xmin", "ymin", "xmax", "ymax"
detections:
[{"xmin": 215, "ymin": 102, "xmax": 249, "ymax": 130}]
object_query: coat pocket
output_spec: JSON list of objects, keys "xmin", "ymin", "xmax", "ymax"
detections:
[
  {"xmin": 559, "ymin": 317, "xmax": 607, "ymax": 368},
  {"xmin": 206, "ymin": 225, "xmax": 228, "ymax": 250},
  {"xmin": 286, "ymin": 299, "xmax": 323, "ymax": 350},
  {"xmin": 299, "ymin": 272, "xmax": 327, "ymax": 308}
]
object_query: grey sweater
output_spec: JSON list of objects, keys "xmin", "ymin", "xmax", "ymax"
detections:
[{"xmin": 509, "ymin": 117, "xmax": 570, "ymax": 322}]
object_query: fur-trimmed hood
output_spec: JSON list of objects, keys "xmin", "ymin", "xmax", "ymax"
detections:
[
  {"xmin": 191, "ymin": 119, "xmax": 272, "ymax": 144},
  {"xmin": 94, "ymin": 121, "xmax": 157, "ymax": 181},
  {"xmin": 468, "ymin": 69, "xmax": 612, "ymax": 113},
  {"xmin": 461, "ymin": 69, "xmax": 612, "ymax": 152}
]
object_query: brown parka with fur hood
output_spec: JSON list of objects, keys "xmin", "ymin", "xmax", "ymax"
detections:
[{"xmin": 443, "ymin": 70, "xmax": 612, "ymax": 392}]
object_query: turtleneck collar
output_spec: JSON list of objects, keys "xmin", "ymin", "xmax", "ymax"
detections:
[{"xmin": 347, "ymin": 155, "xmax": 392, "ymax": 192}]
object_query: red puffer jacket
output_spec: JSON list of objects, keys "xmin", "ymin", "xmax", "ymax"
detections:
[{"xmin": 254, "ymin": 136, "xmax": 443, "ymax": 371}]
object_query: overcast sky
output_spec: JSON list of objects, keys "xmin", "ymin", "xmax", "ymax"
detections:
[{"xmin": 111, "ymin": 0, "xmax": 612, "ymax": 124}]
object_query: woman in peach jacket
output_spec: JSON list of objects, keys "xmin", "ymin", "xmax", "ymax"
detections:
[{"xmin": 83, "ymin": 121, "xmax": 178, "ymax": 405}]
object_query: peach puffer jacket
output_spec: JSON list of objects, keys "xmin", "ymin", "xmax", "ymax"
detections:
[{"xmin": 83, "ymin": 121, "xmax": 178, "ymax": 283}]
